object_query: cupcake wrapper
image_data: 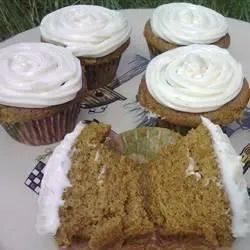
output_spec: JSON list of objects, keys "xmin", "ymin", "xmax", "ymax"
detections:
[
  {"xmin": 80, "ymin": 56, "xmax": 121, "ymax": 90},
  {"xmin": 120, "ymin": 127, "xmax": 181, "ymax": 162},
  {"xmin": 2, "ymin": 102, "xmax": 80, "ymax": 145}
]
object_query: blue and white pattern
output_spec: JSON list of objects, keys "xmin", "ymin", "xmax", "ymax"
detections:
[{"xmin": 223, "ymin": 107, "xmax": 250, "ymax": 137}]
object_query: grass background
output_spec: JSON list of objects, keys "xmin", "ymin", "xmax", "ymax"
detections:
[{"xmin": 0, "ymin": 0, "xmax": 250, "ymax": 40}]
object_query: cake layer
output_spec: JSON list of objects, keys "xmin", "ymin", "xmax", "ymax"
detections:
[
  {"xmin": 144, "ymin": 118, "xmax": 250, "ymax": 247},
  {"xmin": 52, "ymin": 123, "xmax": 153, "ymax": 248}
]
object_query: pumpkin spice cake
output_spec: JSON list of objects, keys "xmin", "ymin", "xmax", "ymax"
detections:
[
  {"xmin": 40, "ymin": 5, "xmax": 131, "ymax": 89},
  {"xmin": 36, "ymin": 122, "xmax": 154, "ymax": 249},
  {"xmin": 0, "ymin": 42, "xmax": 84, "ymax": 145},
  {"xmin": 36, "ymin": 119, "xmax": 250, "ymax": 249},
  {"xmin": 144, "ymin": 117, "xmax": 250, "ymax": 248},
  {"xmin": 138, "ymin": 44, "xmax": 250, "ymax": 133},
  {"xmin": 144, "ymin": 3, "xmax": 230, "ymax": 57}
]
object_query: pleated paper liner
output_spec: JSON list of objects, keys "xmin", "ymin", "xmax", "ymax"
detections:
[
  {"xmin": 80, "ymin": 54, "xmax": 123, "ymax": 90},
  {"xmin": 79, "ymin": 39, "xmax": 130, "ymax": 90},
  {"xmin": 2, "ymin": 101, "xmax": 80, "ymax": 146},
  {"xmin": 119, "ymin": 127, "xmax": 181, "ymax": 163}
]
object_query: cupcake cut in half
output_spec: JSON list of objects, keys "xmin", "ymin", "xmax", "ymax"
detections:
[
  {"xmin": 0, "ymin": 42, "xmax": 84, "ymax": 145},
  {"xmin": 36, "ymin": 122, "xmax": 155, "ymax": 249},
  {"xmin": 36, "ymin": 118, "xmax": 250, "ymax": 249},
  {"xmin": 144, "ymin": 2, "xmax": 230, "ymax": 57},
  {"xmin": 40, "ymin": 5, "xmax": 131, "ymax": 90},
  {"xmin": 138, "ymin": 44, "xmax": 250, "ymax": 133}
]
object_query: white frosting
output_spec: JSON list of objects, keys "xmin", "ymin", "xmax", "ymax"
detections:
[
  {"xmin": 40, "ymin": 5, "xmax": 131, "ymax": 57},
  {"xmin": 186, "ymin": 157, "xmax": 201, "ymax": 181},
  {"xmin": 151, "ymin": 3, "xmax": 228, "ymax": 45},
  {"xmin": 202, "ymin": 117, "xmax": 250, "ymax": 237},
  {"xmin": 97, "ymin": 165, "xmax": 107, "ymax": 186},
  {"xmin": 36, "ymin": 122, "xmax": 85, "ymax": 235},
  {"xmin": 146, "ymin": 45, "xmax": 243, "ymax": 113},
  {"xmin": 0, "ymin": 43, "xmax": 82, "ymax": 108}
]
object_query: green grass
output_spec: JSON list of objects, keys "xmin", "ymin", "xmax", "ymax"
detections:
[{"xmin": 0, "ymin": 0, "xmax": 250, "ymax": 39}]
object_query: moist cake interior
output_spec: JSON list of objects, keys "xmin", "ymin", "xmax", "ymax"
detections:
[{"xmin": 37, "ymin": 120, "xmax": 250, "ymax": 249}]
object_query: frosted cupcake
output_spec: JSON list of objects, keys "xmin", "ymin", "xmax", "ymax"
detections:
[
  {"xmin": 40, "ymin": 5, "xmax": 131, "ymax": 90},
  {"xmin": 144, "ymin": 3, "xmax": 230, "ymax": 57},
  {"xmin": 138, "ymin": 45, "xmax": 250, "ymax": 134},
  {"xmin": 0, "ymin": 43, "xmax": 84, "ymax": 145}
]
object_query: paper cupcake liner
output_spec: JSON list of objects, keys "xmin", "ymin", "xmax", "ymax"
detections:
[
  {"xmin": 120, "ymin": 127, "xmax": 181, "ymax": 163},
  {"xmin": 2, "ymin": 102, "xmax": 80, "ymax": 145},
  {"xmin": 79, "ymin": 55, "xmax": 122, "ymax": 90}
]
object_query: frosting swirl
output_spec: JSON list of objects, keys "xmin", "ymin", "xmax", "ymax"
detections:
[
  {"xmin": 40, "ymin": 5, "xmax": 131, "ymax": 57},
  {"xmin": 0, "ymin": 43, "xmax": 82, "ymax": 108},
  {"xmin": 151, "ymin": 3, "xmax": 228, "ymax": 45},
  {"xmin": 145, "ymin": 45, "xmax": 243, "ymax": 113}
]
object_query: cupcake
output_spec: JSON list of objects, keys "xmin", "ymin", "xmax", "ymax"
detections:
[
  {"xmin": 144, "ymin": 3, "xmax": 230, "ymax": 57},
  {"xmin": 40, "ymin": 5, "xmax": 131, "ymax": 90},
  {"xmin": 138, "ymin": 45, "xmax": 250, "ymax": 134},
  {"xmin": 0, "ymin": 43, "xmax": 84, "ymax": 145}
]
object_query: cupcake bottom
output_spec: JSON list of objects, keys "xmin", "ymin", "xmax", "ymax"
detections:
[
  {"xmin": 144, "ymin": 20, "xmax": 231, "ymax": 58},
  {"xmin": 78, "ymin": 39, "xmax": 130, "ymax": 90},
  {"xmin": 0, "ymin": 98, "xmax": 81, "ymax": 146},
  {"xmin": 138, "ymin": 77, "xmax": 250, "ymax": 132}
]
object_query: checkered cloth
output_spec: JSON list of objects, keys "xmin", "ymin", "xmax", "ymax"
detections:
[{"xmin": 25, "ymin": 161, "xmax": 46, "ymax": 194}]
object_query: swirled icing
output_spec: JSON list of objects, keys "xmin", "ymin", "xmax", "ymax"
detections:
[
  {"xmin": 0, "ymin": 43, "xmax": 82, "ymax": 108},
  {"xmin": 145, "ymin": 45, "xmax": 243, "ymax": 113},
  {"xmin": 40, "ymin": 5, "xmax": 131, "ymax": 57},
  {"xmin": 151, "ymin": 3, "xmax": 228, "ymax": 45}
]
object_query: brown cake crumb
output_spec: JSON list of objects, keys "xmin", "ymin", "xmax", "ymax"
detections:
[
  {"xmin": 138, "ymin": 77, "xmax": 250, "ymax": 128},
  {"xmin": 53, "ymin": 122, "xmax": 237, "ymax": 249},
  {"xmin": 145, "ymin": 124, "xmax": 233, "ymax": 247},
  {"xmin": 55, "ymin": 123, "xmax": 154, "ymax": 249},
  {"xmin": 144, "ymin": 20, "xmax": 231, "ymax": 57}
]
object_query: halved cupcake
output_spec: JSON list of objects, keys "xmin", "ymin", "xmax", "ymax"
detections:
[
  {"xmin": 138, "ymin": 45, "xmax": 250, "ymax": 134},
  {"xmin": 36, "ymin": 119, "xmax": 250, "ymax": 249},
  {"xmin": 144, "ymin": 117, "xmax": 250, "ymax": 248},
  {"xmin": 144, "ymin": 3, "xmax": 230, "ymax": 57},
  {"xmin": 40, "ymin": 5, "xmax": 131, "ymax": 90},
  {"xmin": 0, "ymin": 43, "xmax": 84, "ymax": 145}
]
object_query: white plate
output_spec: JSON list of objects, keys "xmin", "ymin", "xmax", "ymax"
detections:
[{"xmin": 0, "ymin": 9, "xmax": 250, "ymax": 250}]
